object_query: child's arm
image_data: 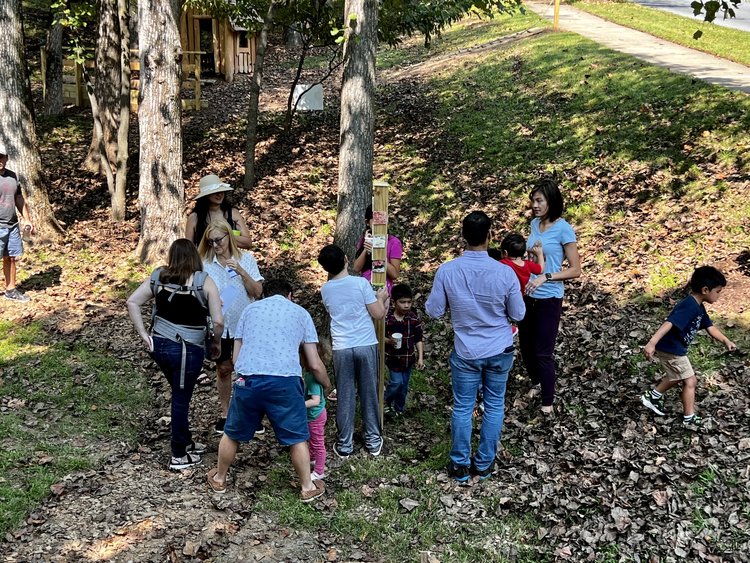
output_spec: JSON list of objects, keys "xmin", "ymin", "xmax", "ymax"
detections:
[
  {"xmin": 305, "ymin": 393, "xmax": 321, "ymax": 409},
  {"xmin": 416, "ymin": 341, "xmax": 424, "ymax": 370},
  {"xmin": 644, "ymin": 321, "xmax": 673, "ymax": 359},
  {"xmin": 366, "ymin": 287, "xmax": 390, "ymax": 320},
  {"xmin": 530, "ymin": 241, "xmax": 545, "ymax": 271},
  {"xmin": 706, "ymin": 325, "xmax": 736, "ymax": 351}
]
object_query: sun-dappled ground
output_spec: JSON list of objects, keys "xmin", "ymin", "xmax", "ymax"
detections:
[{"xmin": 1, "ymin": 11, "xmax": 749, "ymax": 562}]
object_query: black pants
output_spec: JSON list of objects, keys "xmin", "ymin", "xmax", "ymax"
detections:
[{"xmin": 518, "ymin": 296, "xmax": 563, "ymax": 407}]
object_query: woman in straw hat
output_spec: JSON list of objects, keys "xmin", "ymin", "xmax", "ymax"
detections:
[
  {"xmin": 198, "ymin": 218, "xmax": 263, "ymax": 434},
  {"xmin": 186, "ymin": 174, "xmax": 252, "ymax": 249}
]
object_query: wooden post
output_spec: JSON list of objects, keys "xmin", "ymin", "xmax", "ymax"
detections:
[
  {"xmin": 553, "ymin": 0, "xmax": 561, "ymax": 30},
  {"xmin": 371, "ymin": 180, "xmax": 389, "ymax": 429},
  {"xmin": 74, "ymin": 61, "xmax": 83, "ymax": 107},
  {"xmin": 40, "ymin": 47, "xmax": 47, "ymax": 101}
]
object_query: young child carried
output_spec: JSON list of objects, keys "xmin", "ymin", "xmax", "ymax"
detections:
[
  {"xmin": 302, "ymin": 338, "xmax": 332, "ymax": 480},
  {"xmin": 384, "ymin": 284, "xmax": 424, "ymax": 416},
  {"xmin": 496, "ymin": 233, "xmax": 545, "ymax": 295},
  {"xmin": 640, "ymin": 266, "xmax": 736, "ymax": 428}
]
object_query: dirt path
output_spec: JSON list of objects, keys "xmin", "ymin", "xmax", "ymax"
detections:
[{"xmin": 525, "ymin": 1, "xmax": 750, "ymax": 93}]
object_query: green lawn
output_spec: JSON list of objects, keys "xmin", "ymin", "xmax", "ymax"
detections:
[
  {"xmin": 0, "ymin": 321, "xmax": 151, "ymax": 535},
  {"xmin": 571, "ymin": 0, "xmax": 750, "ymax": 66}
]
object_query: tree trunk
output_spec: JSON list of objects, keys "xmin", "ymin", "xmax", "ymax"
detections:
[
  {"xmin": 0, "ymin": 0, "xmax": 63, "ymax": 240},
  {"xmin": 243, "ymin": 2, "xmax": 276, "ymax": 190},
  {"xmin": 83, "ymin": 0, "xmax": 121, "ymax": 175},
  {"xmin": 112, "ymin": 0, "xmax": 130, "ymax": 221},
  {"xmin": 136, "ymin": 0, "xmax": 183, "ymax": 264},
  {"xmin": 44, "ymin": 21, "xmax": 64, "ymax": 116},
  {"xmin": 334, "ymin": 0, "xmax": 378, "ymax": 261}
]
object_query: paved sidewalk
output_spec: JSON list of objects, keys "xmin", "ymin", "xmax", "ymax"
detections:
[{"xmin": 526, "ymin": 1, "xmax": 750, "ymax": 93}]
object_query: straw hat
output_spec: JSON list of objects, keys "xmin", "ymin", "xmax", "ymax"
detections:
[
  {"xmin": 0, "ymin": 144, "xmax": 7, "ymax": 156},
  {"xmin": 196, "ymin": 174, "xmax": 232, "ymax": 199}
]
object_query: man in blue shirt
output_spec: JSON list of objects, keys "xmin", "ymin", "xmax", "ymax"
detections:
[
  {"xmin": 206, "ymin": 279, "xmax": 331, "ymax": 502},
  {"xmin": 425, "ymin": 211, "xmax": 525, "ymax": 483}
]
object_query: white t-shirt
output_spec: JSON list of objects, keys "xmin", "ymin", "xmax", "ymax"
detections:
[{"xmin": 320, "ymin": 275, "xmax": 377, "ymax": 350}]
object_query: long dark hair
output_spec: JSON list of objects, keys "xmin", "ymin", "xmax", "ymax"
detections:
[
  {"xmin": 191, "ymin": 195, "xmax": 235, "ymax": 244},
  {"xmin": 160, "ymin": 239, "xmax": 203, "ymax": 285},
  {"xmin": 530, "ymin": 177, "xmax": 564, "ymax": 222}
]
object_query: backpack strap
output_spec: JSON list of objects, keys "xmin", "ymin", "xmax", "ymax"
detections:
[{"xmin": 191, "ymin": 270, "xmax": 209, "ymax": 310}]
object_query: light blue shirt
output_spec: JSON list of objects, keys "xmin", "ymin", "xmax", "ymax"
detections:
[
  {"xmin": 234, "ymin": 295, "xmax": 318, "ymax": 377},
  {"xmin": 203, "ymin": 252, "xmax": 263, "ymax": 338},
  {"xmin": 425, "ymin": 251, "xmax": 526, "ymax": 360},
  {"xmin": 526, "ymin": 218, "xmax": 577, "ymax": 299}
]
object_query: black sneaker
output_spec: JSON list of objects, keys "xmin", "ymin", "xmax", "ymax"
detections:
[
  {"xmin": 4, "ymin": 288, "xmax": 29, "ymax": 302},
  {"xmin": 471, "ymin": 459, "xmax": 495, "ymax": 481},
  {"xmin": 333, "ymin": 443, "xmax": 352, "ymax": 459},
  {"xmin": 641, "ymin": 392, "xmax": 666, "ymax": 416},
  {"xmin": 447, "ymin": 462, "xmax": 470, "ymax": 484},
  {"xmin": 683, "ymin": 414, "xmax": 704, "ymax": 429},
  {"xmin": 214, "ymin": 417, "xmax": 226, "ymax": 434}
]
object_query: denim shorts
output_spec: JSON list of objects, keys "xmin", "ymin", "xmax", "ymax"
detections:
[
  {"xmin": 224, "ymin": 374, "xmax": 309, "ymax": 446},
  {"xmin": 0, "ymin": 224, "xmax": 23, "ymax": 257}
]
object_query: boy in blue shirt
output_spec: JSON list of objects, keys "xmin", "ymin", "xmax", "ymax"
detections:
[{"xmin": 641, "ymin": 266, "xmax": 736, "ymax": 427}]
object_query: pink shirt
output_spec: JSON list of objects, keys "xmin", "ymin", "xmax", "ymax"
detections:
[{"xmin": 356, "ymin": 234, "xmax": 403, "ymax": 293}]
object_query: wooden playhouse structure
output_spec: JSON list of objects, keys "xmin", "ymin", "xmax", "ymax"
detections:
[{"xmin": 180, "ymin": 9, "xmax": 257, "ymax": 83}]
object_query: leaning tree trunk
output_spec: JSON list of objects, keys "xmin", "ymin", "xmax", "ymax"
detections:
[
  {"xmin": 334, "ymin": 0, "xmax": 378, "ymax": 261},
  {"xmin": 136, "ymin": 0, "xmax": 183, "ymax": 264},
  {"xmin": 243, "ymin": 1, "xmax": 276, "ymax": 190},
  {"xmin": 43, "ymin": 21, "xmax": 64, "ymax": 116},
  {"xmin": 0, "ymin": 0, "xmax": 63, "ymax": 240},
  {"xmin": 112, "ymin": 0, "xmax": 130, "ymax": 222},
  {"xmin": 83, "ymin": 0, "xmax": 121, "ymax": 175}
]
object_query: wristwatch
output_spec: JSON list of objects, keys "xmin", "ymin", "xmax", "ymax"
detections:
[{"xmin": 545, "ymin": 273, "xmax": 553, "ymax": 282}]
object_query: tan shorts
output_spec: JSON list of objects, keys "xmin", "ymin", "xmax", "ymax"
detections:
[{"xmin": 654, "ymin": 350, "xmax": 695, "ymax": 381}]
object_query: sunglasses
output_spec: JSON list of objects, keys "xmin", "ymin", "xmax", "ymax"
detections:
[{"xmin": 207, "ymin": 234, "xmax": 228, "ymax": 246}]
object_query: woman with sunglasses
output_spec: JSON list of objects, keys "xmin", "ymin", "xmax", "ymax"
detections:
[
  {"xmin": 186, "ymin": 174, "xmax": 253, "ymax": 249},
  {"xmin": 199, "ymin": 219, "xmax": 264, "ymax": 434}
]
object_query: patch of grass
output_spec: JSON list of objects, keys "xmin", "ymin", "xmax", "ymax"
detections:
[
  {"xmin": 377, "ymin": 11, "xmax": 549, "ymax": 70},
  {"xmin": 572, "ymin": 0, "xmax": 750, "ymax": 67},
  {"xmin": 0, "ymin": 321, "xmax": 151, "ymax": 535}
]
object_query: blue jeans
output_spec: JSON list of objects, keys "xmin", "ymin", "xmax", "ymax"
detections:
[
  {"xmin": 333, "ymin": 344, "xmax": 382, "ymax": 453},
  {"xmin": 384, "ymin": 367, "xmax": 412, "ymax": 413},
  {"xmin": 150, "ymin": 336, "xmax": 204, "ymax": 457},
  {"xmin": 449, "ymin": 348, "xmax": 515, "ymax": 471}
]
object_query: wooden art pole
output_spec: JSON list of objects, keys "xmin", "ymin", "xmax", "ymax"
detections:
[{"xmin": 371, "ymin": 181, "xmax": 389, "ymax": 429}]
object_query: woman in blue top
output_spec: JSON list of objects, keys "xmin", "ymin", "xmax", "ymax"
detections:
[{"xmin": 519, "ymin": 180, "xmax": 581, "ymax": 414}]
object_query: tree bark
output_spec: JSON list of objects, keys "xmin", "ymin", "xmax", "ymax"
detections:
[
  {"xmin": 44, "ymin": 21, "xmax": 64, "ymax": 116},
  {"xmin": 83, "ymin": 0, "xmax": 121, "ymax": 175},
  {"xmin": 113, "ymin": 0, "xmax": 130, "ymax": 222},
  {"xmin": 335, "ymin": 0, "xmax": 378, "ymax": 262},
  {"xmin": 243, "ymin": 2, "xmax": 276, "ymax": 190},
  {"xmin": 136, "ymin": 0, "xmax": 183, "ymax": 264},
  {"xmin": 0, "ymin": 0, "xmax": 63, "ymax": 240}
]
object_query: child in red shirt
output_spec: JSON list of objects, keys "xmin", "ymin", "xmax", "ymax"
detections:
[{"xmin": 498, "ymin": 233, "xmax": 545, "ymax": 293}]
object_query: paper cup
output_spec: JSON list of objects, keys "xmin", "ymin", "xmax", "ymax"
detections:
[{"xmin": 392, "ymin": 333, "xmax": 403, "ymax": 349}]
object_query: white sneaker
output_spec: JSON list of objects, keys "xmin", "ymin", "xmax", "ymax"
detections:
[
  {"xmin": 311, "ymin": 470, "xmax": 325, "ymax": 480},
  {"xmin": 169, "ymin": 452, "xmax": 201, "ymax": 470}
]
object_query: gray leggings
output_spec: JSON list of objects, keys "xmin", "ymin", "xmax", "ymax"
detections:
[{"xmin": 333, "ymin": 344, "xmax": 382, "ymax": 453}]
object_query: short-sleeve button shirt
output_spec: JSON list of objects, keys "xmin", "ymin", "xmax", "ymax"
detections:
[
  {"xmin": 203, "ymin": 251, "xmax": 264, "ymax": 337},
  {"xmin": 233, "ymin": 295, "xmax": 318, "ymax": 378}
]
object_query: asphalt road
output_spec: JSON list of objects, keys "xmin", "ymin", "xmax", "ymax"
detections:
[{"xmin": 632, "ymin": 0, "xmax": 750, "ymax": 32}]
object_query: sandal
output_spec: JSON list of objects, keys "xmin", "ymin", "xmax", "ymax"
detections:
[{"xmin": 207, "ymin": 468, "xmax": 227, "ymax": 494}]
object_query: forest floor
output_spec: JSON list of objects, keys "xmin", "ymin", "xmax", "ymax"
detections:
[{"xmin": 2, "ymin": 11, "xmax": 750, "ymax": 563}]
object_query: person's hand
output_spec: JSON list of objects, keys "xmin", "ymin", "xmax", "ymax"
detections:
[
  {"xmin": 525, "ymin": 276, "xmax": 545, "ymax": 295},
  {"xmin": 23, "ymin": 223, "xmax": 35, "ymax": 236},
  {"xmin": 210, "ymin": 341, "xmax": 221, "ymax": 360},
  {"xmin": 531, "ymin": 240, "xmax": 543, "ymax": 258},
  {"xmin": 385, "ymin": 336, "xmax": 395, "ymax": 346},
  {"xmin": 142, "ymin": 334, "xmax": 154, "ymax": 352},
  {"xmin": 364, "ymin": 238, "xmax": 373, "ymax": 255},
  {"xmin": 226, "ymin": 258, "xmax": 245, "ymax": 276},
  {"xmin": 725, "ymin": 339, "xmax": 737, "ymax": 352},
  {"xmin": 416, "ymin": 358, "xmax": 425, "ymax": 370},
  {"xmin": 643, "ymin": 342, "xmax": 656, "ymax": 360}
]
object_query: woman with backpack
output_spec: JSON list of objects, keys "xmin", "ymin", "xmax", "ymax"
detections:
[
  {"xmin": 198, "ymin": 219, "xmax": 263, "ymax": 435},
  {"xmin": 127, "ymin": 239, "xmax": 224, "ymax": 470}
]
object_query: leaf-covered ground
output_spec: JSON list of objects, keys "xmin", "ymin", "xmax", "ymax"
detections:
[{"xmin": 2, "ymin": 15, "xmax": 750, "ymax": 562}]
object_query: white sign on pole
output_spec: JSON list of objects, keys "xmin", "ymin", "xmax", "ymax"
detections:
[{"xmin": 292, "ymin": 84, "xmax": 324, "ymax": 111}]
